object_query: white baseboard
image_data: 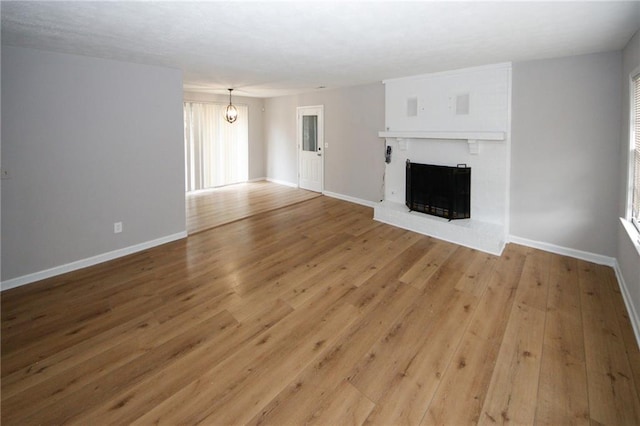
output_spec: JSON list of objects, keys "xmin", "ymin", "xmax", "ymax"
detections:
[
  {"xmin": 322, "ymin": 191, "xmax": 377, "ymax": 208},
  {"xmin": 1, "ymin": 231, "xmax": 187, "ymax": 292},
  {"xmin": 266, "ymin": 178, "xmax": 298, "ymax": 188},
  {"xmin": 612, "ymin": 259, "xmax": 640, "ymax": 349},
  {"xmin": 247, "ymin": 177, "xmax": 266, "ymax": 183},
  {"xmin": 507, "ymin": 235, "xmax": 616, "ymax": 267}
]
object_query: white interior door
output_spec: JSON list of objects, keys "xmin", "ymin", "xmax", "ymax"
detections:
[{"xmin": 297, "ymin": 106, "xmax": 324, "ymax": 193}]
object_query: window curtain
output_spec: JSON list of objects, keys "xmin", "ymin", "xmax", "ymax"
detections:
[{"xmin": 184, "ymin": 102, "xmax": 249, "ymax": 192}]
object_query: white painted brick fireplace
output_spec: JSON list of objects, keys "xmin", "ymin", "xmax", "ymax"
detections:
[{"xmin": 374, "ymin": 63, "xmax": 512, "ymax": 255}]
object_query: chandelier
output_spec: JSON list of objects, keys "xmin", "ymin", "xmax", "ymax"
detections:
[{"xmin": 224, "ymin": 88, "xmax": 238, "ymax": 124}]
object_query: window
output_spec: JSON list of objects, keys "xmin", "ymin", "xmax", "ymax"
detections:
[
  {"xmin": 631, "ymin": 72, "xmax": 640, "ymax": 231},
  {"xmin": 183, "ymin": 102, "xmax": 249, "ymax": 192}
]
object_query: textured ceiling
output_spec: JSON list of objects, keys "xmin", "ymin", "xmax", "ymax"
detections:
[{"xmin": 2, "ymin": 1, "xmax": 639, "ymax": 97}]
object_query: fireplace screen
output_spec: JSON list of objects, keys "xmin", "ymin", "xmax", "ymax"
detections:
[{"xmin": 405, "ymin": 161, "xmax": 471, "ymax": 220}]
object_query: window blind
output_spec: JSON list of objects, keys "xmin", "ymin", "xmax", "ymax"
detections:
[
  {"xmin": 633, "ymin": 73, "xmax": 640, "ymax": 224},
  {"xmin": 183, "ymin": 102, "xmax": 249, "ymax": 192}
]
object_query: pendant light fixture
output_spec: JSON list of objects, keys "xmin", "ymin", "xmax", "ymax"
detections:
[{"xmin": 224, "ymin": 88, "xmax": 238, "ymax": 124}]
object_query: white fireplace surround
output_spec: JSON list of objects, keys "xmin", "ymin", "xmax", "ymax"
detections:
[{"xmin": 374, "ymin": 63, "xmax": 512, "ymax": 255}]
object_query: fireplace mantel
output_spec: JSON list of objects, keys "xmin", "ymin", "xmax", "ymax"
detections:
[
  {"xmin": 378, "ymin": 131, "xmax": 505, "ymax": 140},
  {"xmin": 378, "ymin": 131, "xmax": 505, "ymax": 155}
]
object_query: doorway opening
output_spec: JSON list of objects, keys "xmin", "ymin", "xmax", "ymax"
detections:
[{"xmin": 183, "ymin": 101, "xmax": 249, "ymax": 192}]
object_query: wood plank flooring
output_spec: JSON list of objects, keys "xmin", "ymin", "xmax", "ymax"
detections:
[
  {"xmin": 3, "ymin": 195, "xmax": 640, "ymax": 425},
  {"xmin": 186, "ymin": 181, "xmax": 321, "ymax": 234}
]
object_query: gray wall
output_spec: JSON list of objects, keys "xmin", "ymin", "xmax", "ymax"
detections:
[
  {"xmin": 183, "ymin": 91, "xmax": 265, "ymax": 180},
  {"xmin": 264, "ymin": 83, "xmax": 385, "ymax": 203},
  {"xmin": 1, "ymin": 20, "xmax": 3, "ymax": 283},
  {"xmin": 510, "ymin": 51, "xmax": 622, "ymax": 257},
  {"xmin": 618, "ymin": 30, "xmax": 640, "ymax": 331},
  {"xmin": 3, "ymin": 42, "xmax": 636, "ymax": 293},
  {"xmin": 1, "ymin": 46, "xmax": 186, "ymax": 281}
]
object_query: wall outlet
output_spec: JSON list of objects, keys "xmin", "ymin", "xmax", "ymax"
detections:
[{"xmin": 114, "ymin": 222, "xmax": 123, "ymax": 234}]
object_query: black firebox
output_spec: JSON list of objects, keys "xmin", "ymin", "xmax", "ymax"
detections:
[{"xmin": 405, "ymin": 160, "xmax": 471, "ymax": 220}]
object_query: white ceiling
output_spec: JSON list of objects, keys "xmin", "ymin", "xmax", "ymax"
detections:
[{"xmin": 2, "ymin": 1, "xmax": 639, "ymax": 98}]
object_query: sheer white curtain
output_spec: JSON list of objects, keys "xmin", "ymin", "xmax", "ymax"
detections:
[{"xmin": 184, "ymin": 102, "xmax": 248, "ymax": 192}]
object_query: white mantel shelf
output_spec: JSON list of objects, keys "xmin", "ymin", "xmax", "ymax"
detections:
[
  {"xmin": 378, "ymin": 130, "xmax": 505, "ymax": 140},
  {"xmin": 379, "ymin": 131, "xmax": 505, "ymax": 155}
]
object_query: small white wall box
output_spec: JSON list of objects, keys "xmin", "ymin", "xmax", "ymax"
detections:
[
  {"xmin": 407, "ymin": 97, "xmax": 418, "ymax": 117},
  {"xmin": 456, "ymin": 93, "xmax": 470, "ymax": 115}
]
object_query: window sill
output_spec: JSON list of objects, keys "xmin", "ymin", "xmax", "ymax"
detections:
[{"xmin": 620, "ymin": 217, "xmax": 640, "ymax": 257}]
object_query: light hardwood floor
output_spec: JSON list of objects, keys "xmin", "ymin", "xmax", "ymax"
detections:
[
  {"xmin": 2, "ymin": 195, "xmax": 640, "ymax": 425},
  {"xmin": 186, "ymin": 181, "xmax": 321, "ymax": 234}
]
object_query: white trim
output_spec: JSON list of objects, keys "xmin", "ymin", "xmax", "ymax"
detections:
[
  {"xmin": 507, "ymin": 235, "xmax": 616, "ymax": 267},
  {"xmin": 504, "ymin": 66, "xmax": 513, "ymax": 240},
  {"xmin": 620, "ymin": 217, "xmax": 640, "ymax": 256},
  {"xmin": 612, "ymin": 259, "xmax": 640, "ymax": 349},
  {"xmin": 1, "ymin": 231, "xmax": 187, "ymax": 291},
  {"xmin": 247, "ymin": 177, "xmax": 266, "ymax": 183},
  {"xmin": 322, "ymin": 191, "xmax": 377, "ymax": 208},
  {"xmin": 266, "ymin": 177, "xmax": 298, "ymax": 188},
  {"xmin": 625, "ymin": 67, "xmax": 640, "ymax": 221}
]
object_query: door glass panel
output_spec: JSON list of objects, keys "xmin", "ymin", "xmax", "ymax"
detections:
[{"xmin": 302, "ymin": 115, "xmax": 318, "ymax": 152}]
